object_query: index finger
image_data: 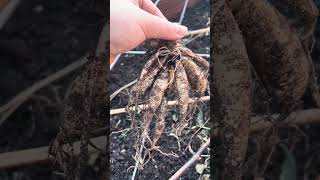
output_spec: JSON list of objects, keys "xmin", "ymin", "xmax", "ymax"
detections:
[{"xmin": 139, "ymin": 0, "xmax": 167, "ymax": 19}]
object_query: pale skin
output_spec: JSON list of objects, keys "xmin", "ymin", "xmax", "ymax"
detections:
[{"xmin": 109, "ymin": 0, "xmax": 188, "ymax": 63}]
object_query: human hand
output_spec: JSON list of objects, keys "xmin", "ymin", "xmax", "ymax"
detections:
[{"xmin": 110, "ymin": 0, "xmax": 188, "ymax": 63}]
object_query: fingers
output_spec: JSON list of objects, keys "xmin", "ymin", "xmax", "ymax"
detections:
[
  {"xmin": 139, "ymin": 0, "xmax": 166, "ymax": 19},
  {"xmin": 140, "ymin": 11, "xmax": 188, "ymax": 40}
]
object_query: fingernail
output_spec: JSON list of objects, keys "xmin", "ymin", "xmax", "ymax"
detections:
[{"xmin": 175, "ymin": 24, "xmax": 188, "ymax": 37}]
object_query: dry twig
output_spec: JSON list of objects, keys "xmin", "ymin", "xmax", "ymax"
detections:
[
  {"xmin": 0, "ymin": 0, "xmax": 21, "ymax": 29},
  {"xmin": 0, "ymin": 136, "xmax": 106, "ymax": 169},
  {"xmin": 110, "ymin": 79, "xmax": 138, "ymax": 101},
  {"xmin": 110, "ymin": 96, "xmax": 210, "ymax": 115},
  {"xmin": 186, "ymin": 27, "xmax": 210, "ymax": 37},
  {"xmin": 0, "ymin": 55, "xmax": 88, "ymax": 126},
  {"xmin": 169, "ymin": 138, "xmax": 210, "ymax": 180},
  {"xmin": 1, "ymin": 109, "xmax": 320, "ymax": 169}
]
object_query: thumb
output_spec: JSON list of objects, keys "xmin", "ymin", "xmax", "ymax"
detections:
[{"xmin": 140, "ymin": 12, "xmax": 188, "ymax": 40}]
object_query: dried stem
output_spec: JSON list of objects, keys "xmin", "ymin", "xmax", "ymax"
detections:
[
  {"xmin": 95, "ymin": 23, "xmax": 109, "ymax": 56},
  {"xmin": 186, "ymin": 27, "xmax": 210, "ymax": 37},
  {"xmin": 0, "ymin": 109, "xmax": 320, "ymax": 169},
  {"xmin": 169, "ymin": 138, "xmax": 210, "ymax": 180},
  {"xmin": 0, "ymin": 55, "xmax": 88, "ymax": 126},
  {"xmin": 0, "ymin": 0, "xmax": 21, "ymax": 29},
  {"xmin": 250, "ymin": 109, "xmax": 320, "ymax": 132},
  {"xmin": 110, "ymin": 96, "xmax": 210, "ymax": 115},
  {"xmin": 110, "ymin": 79, "xmax": 138, "ymax": 101},
  {"xmin": 0, "ymin": 136, "xmax": 106, "ymax": 169},
  {"xmin": 131, "ymin": 136, "xmax": 146, "ymax": 180}
]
